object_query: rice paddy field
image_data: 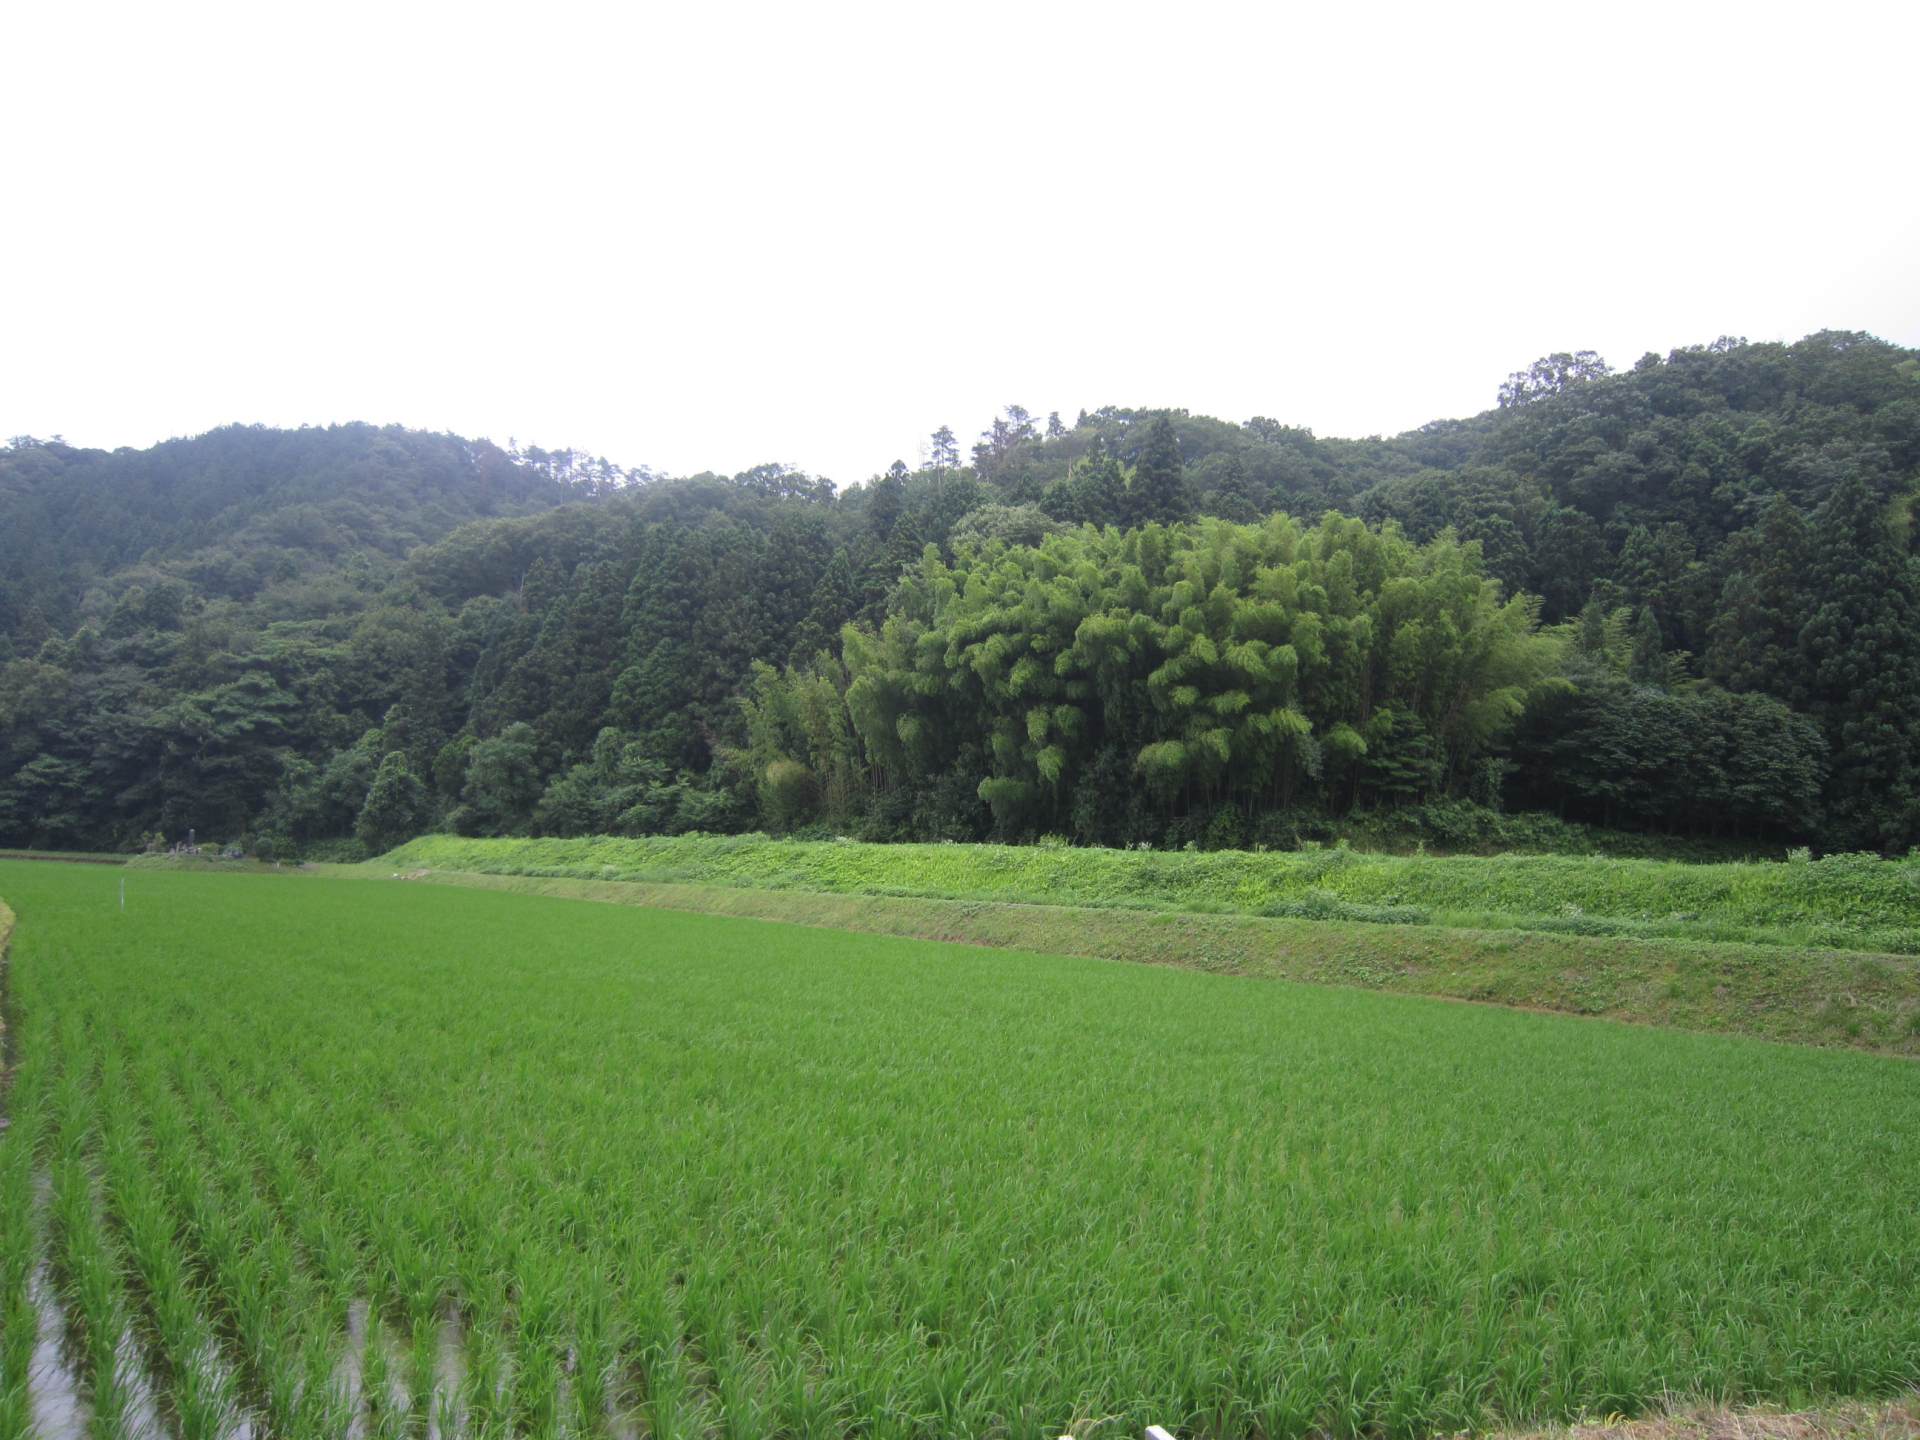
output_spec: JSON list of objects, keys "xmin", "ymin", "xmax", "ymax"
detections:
[{"xmin": 2, "ymin": 859, "xmax": 1918, "ymax": 1440}]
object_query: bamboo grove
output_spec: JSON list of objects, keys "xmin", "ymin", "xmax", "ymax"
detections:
[{"xmin": 741, "ymin": 516, "xmax": 1561, "ymax": 846}]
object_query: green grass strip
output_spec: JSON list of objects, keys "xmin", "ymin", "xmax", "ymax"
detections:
[
  {"xmin": 394, "ymin": 869, "xmax": 1920, "ymax": 1057},
  {"xmin": 378, "ymin": 833, "xmax": 1920, "ymax": 957}
]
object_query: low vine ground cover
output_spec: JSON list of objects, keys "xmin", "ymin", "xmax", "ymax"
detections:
[
  {"xmin": 382, "ymin": 835, "xmax": 1920, "ymax": 955},
  {"xmin": 2, "ymin": 860, "xmax": 1918, "ymax": 1439}
]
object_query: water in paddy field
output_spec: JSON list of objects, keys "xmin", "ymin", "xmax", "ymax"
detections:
[
  {"xmin": 23, "ymin": 1166, "xmax": 230, "ymax": 1440},
  {"xmin": 432, "ymin": 1309, "xmax": 467, "ymax": 1440},
  {"xmin": 29, "ymin": 1282, "xmax": 470, "ymax": 1440},
  {"xmin": 25, "ymin": 1267, "xmax": 655, "ymax": 1440},
  {"xmin": 107, "ymin": 1323, "xmax": 171, "ymax": 1440},
  {"xmin": 27, "ymin": 1261, "xmax": 88, "ymax": 1440},
  {"xmin": 25, "ymin": 1249, "xmax": 229, "ymax": 1440},
  {"xmin": 330, "ymin": 1298, "xmax": 652, "ymax": 1439},
  {"xmin": 338, "ymin": 1297, "xmax": 469, "ymax": 1440}
]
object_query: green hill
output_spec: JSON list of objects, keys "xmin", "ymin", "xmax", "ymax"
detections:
[{"xmin": 4, "ymin": 330, "xmax": 1918, "ymax": 856}]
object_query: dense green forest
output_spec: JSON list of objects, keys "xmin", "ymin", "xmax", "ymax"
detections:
[{"xmin": 4, "ymin": 330, "xmax": 1918, "ymax": 856}]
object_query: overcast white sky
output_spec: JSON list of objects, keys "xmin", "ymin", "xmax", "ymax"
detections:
[{"xmin": 4, "ymin": 2, "xmax": 1917, "ymax": 485}]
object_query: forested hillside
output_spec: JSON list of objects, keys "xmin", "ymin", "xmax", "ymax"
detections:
[
  {"xmin": 0, "ymin": 423, "xmax": 642, "ymax": 648},
  {"xmin": 3, "ymin": 331, "xmax": 1917, "ymax": 856}
]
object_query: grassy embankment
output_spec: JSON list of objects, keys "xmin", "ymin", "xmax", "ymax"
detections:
[
  {"xmin": 384, "ymin": 835, "xmax": 1920, "ymax": 953},
  {"xmin": 377, "ymin": 836, "xmax": 1920, "ymax": 1056},
  {"xmin": 0, "ymin": 859, "xmax": 1916, "ymax": 1438}
]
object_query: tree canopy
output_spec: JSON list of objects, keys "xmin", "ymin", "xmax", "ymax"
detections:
[{"xmin": 3, "ymin": 329, "xmax": 1916, "ymax": 855}]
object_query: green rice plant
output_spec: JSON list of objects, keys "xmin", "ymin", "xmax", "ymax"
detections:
[
  {"xmin": 0, "ymin": 1061, "xmax": 45, "ymax": 1440},
  {"xmin": 459, "ymin": 1292, "xmax": 510, "ymax": 1437},
  {"xmin": 0, "ymin": 935, "xmax": 60, "ymax": 1439},
  {"xmin": 401, "ymin": 1312, "xmax": 435, "ymax": 1434},
  {"xmin": 290, "ymin": 1323, "xmax": 350, "ymax": 1440},
  {"xmin": 159, "ymin": 1077, "xmax": 337, "ymax": 1437},
  {"xmin": 507, "ymin": 1246, "xmax": 568, "ymax": 1435},
  {"xmin": 94, "ymin": 1055, "xmax": 238, "ymax": 1440},
  {"xmin": 570, "ymin": 1258, "xmax": 621, "ymax": 1434},
  {"xmin": 221, "ymin": 1074, "xmax": 367, "ymax": 1305},
  {"xmin": 360, "ymin": 1300, "xmax": 402, "ymax": 1440},
  {"xmin": 181, "ymin": 1047, "xmax": 382, "ymax": 1438},
  {"xmin": 3, "ymin": 859, "xmax": 1919, "ymax": 1438},
  {"xmin": 48, "ymin": 1149, "xmax": 137, "ymax": 1436}
]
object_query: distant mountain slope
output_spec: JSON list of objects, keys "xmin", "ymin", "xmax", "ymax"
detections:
[{"xmin": 0, "ymin": 423, "xmax": 629, "ymax": 648}]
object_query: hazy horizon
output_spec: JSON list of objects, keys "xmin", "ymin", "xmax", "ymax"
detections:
[
  {"xmin": 8, "ymin": 316, "xmax": 1913, "ymax": 487},
  {"xmin": 6, "ymin": 2, "xmax": 1917, "ymax": 484}
]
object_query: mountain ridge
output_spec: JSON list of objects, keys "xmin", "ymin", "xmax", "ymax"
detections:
[{"xmin": 3, "ymin": 329, "xmax": 1916, "ymax": 854}]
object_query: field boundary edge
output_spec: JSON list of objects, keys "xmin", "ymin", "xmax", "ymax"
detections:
[
  {"xmin": 0, "ymin": 898, "xmax": 16, "ymax": 1122},
  {"xmin": 379, "ymin": 868, "xmax": 1920, "ymax": 1059}
]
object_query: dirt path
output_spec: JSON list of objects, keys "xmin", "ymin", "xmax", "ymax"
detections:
[{"xmin": 1501, "ymin": 1397, "xmax": 1919, "ymax": 1438}]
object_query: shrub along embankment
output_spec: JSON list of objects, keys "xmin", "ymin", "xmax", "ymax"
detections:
[
  {"xmin": 385, "ymin": 834, "xmax": 1920, "ymax": 955},
  {"xmin": 0, "ymin": 849, "xmax": 125, "ymax": 865}
]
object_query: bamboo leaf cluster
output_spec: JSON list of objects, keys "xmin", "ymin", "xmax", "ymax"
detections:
[{"xmin": 748, "ymin": 515, "xmax": 1561, "ymax": 840}]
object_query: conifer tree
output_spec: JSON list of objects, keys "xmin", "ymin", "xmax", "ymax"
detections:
[
  {"xmin": 1629, "ymin": 606, "xmax": 1667, "ymax": 685},
  {"xmin": 1047, "ymin": 435, "xmax": 1126, "ymax": 528},
  {"xmin": 355, "ymin": 751, "xmax": 424, "ymax": 853},
  {"xmin": 1207, "ymin": 455, "xmax": 1266, "ymax": 523},
  {"xmin": 790, "ymin": 548, "xmax": 859, "ymax": 661},
  {"xmin": 1127, "ymin": 412, "xmax": 1187, "ymax": 527},
  {"xmin": 1798, "ymin": 474, "xmax": 1920, "ymax": 847},
  {"xmin": 1706, "ymin": 496, "xmax": 1810, "ymax": 704},
  {"xmin": 1576, "ymin": 596, "xmax": 1610, "ymax": 658}
]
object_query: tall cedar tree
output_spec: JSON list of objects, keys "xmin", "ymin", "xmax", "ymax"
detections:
[
  {"xmin": 356, "ymin": 751, "xmax": 425, "ymax": 853},
  {"xmin": 1127, "ymin": 413, "xmax": 1187, "ymax": 526},
  {"xmin": 1628, "ymin": 606, "xmax": 1667, "ymax": 685},
  {"xmin": 1706, "ymin": 496, "xmax": 1811, "ymax": 704},
  {"xmin": 1798, "ymin": 474, "xmax": 1920, "ymax": 848},
  {"xmin": 1045, "ymin": 435, "xmax": 1127, "ymax": 528}
]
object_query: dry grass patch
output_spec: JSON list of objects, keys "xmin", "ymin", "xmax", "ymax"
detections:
[{"xmin": 1508, "ymin": 1396, "xmax": 1918, "ymax": 1439}]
